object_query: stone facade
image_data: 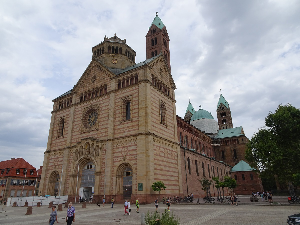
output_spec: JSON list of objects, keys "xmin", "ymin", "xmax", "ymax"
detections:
[
  {"xmin": 232, "ymin": 171, "xmax": 263, "ymax": 195},
  {"xmin": 214, "ymin": 135, "xmax": 248, "ymax": 167},
  {"xmin": 40, "ymin": 15, "xmax": 182, "ymax": 204},
  {"xmin": 40, "ymin": 15, "xmax": 261, "ymax": 203}
]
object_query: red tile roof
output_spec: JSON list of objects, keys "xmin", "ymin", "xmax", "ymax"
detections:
[{"xmin": 0, "ymin": 158, "xmax": 39, "ymax": 178}]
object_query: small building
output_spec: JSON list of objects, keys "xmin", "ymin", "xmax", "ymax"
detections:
[
  {"xmin": 0, "ymin": 158, "xmax": 40, "ymax": 203},
  {"xmin": 231, "ymin": 160, "xmax": 263, "ymax": 195}
]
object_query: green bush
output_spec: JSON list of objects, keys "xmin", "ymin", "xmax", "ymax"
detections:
[{"xmin": 145, "ymin": 209, "xmax": 180, "ymax": 225}]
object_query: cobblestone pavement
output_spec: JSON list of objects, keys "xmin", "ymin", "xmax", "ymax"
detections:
[{"xmin": 0, "ymin": 203, "xmax": 299, "ymax": 225}]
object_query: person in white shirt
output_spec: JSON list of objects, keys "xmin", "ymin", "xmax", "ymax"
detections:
[{"xmin": 128, "ymin": 201, "xmax": 131, "ymax": 215}]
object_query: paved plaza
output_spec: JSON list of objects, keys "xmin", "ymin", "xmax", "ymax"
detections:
[{"xmin": 0, "ymin": 198, "xmax": 300, "ymax": 225}]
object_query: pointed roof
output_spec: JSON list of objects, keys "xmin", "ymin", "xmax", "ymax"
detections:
[
  {"xmin": 231, "ymin": 160, "xmax": 255, "ymax": 172},
  {"xmin": 186, "ymin": 100, "xmax": 195, "ymax": 114},
  {"xmin": 150, "ymin": 15, "xmax": 165, "ymax": 30},
  {"xmin": 216, "ymin": 126, "xmax": 244, "ymax": 138},
  {"xmin": 217, "ymin": 94, "xmax": 229, "ymax": 109}
]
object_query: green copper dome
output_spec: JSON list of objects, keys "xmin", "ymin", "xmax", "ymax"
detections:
[
  {"xmin": 217, "ymin": 94, "xmax": 229, "ymax": 109},
  {"xmin": 231, "ymin": 160, "xmax": 255, "ymax": 172},
  {"xmin": 191, "ymin": 109, "xmax": 214, "ymax": 120},
  {"xmin": 150, "ymin": 15, "xmax": 165, "ymax": 30}
]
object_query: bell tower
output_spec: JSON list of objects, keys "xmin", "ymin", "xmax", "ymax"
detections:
[
  {"xmin": 217, "ymin": 94, "xmax": 233, "ymax": 130},
  {"xmin": 146, "ymin": 13, "xmax": 170, "ymax": 70}
]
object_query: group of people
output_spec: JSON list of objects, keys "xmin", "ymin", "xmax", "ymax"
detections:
[
  {"xmin": 49, "ymin": 202, "xmax": 75, "ymax": 225},
  {"xmin": 49, "ymin": 197, "xmax": 175, "ymax": 224},
  {"xmin": 252, "ymin": 191, "xmax": 273, "ymax": 203},
  {"xmin": 124, "ymin": 199, "xmax": 140, "ymax": 215},
  {"xmin": 162, "ymin": 193, "xmax": 194, "ymax": 203}
]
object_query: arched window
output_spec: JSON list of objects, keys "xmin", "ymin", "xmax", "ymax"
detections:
[
  {"xmin": 233, "ymin": 149, "xmax": 237, "ymax": 159},
  {"xmin": 208, "ymin": 164, "xmax": 211, "ymax": 178},
  {"xmin": 58, "ymin": 118, "xmax": 64, "ymax": 137},
  {"xmin": 126, "ymin": 102, "xmax": 130, "ymax": 121},
  {"xmin": 115, "ymin": 46, "xmax": 118, "ymax": 54},
  {"xmin": 155, "ymin": 37, "xmax": 157, "ymax": 45},
  {"xmin": 112, "ymin": 46, "xmax": 115, "ymax": 54},
  {"xmin": 108, "ymin": 46, "xmax": 111, "ymax": 53},
  {"xmin": 151, "ymin": 39, "xmax": 154, "ymax": 46},
  {"xmin": 187, "ymin": 157, "xmax": 191, "ymax": 174},
  {"xmin": 119, "ymin": 47, "xmax": 122, "ymax": 54},
  {"xmin": 195, "ymin": 160, "xmax": 199, "ymax": 176},
  {"xmin": 160, "ymin": 101, "xmax": 166, "ymax": 125},
  {"xmin": 155, "ymin": 50, "xmax": 157, "ymax": 56},
  {"xmin": 234, "ymin": 175, "xmax": 237, "ymax": 180},
  {"xmin": 163, "ymin": 39, "xmax": 167, "ymax": 47},
  {"xmin": 202, "ymin": 162, "xmax": 205, "ymax": 177}
]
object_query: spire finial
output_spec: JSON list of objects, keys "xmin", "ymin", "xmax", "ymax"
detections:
[{"xmin": 156, "ymin": 12, "xmax": 158, "ymax": 16}]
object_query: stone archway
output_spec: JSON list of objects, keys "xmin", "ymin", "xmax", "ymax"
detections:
[
  {"xmin": 116, "ymin": 163, "xmax": 133, "ymax": 200},
  {"xmin": 48, "ymin": 171, "xmax": 59, "ymax": 196},
  {"xmin": 79, "ymin": 161, "xmax": 95, "ymax": 201}
]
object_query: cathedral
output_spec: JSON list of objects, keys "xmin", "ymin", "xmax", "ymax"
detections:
[{"xmin": 39, "ymin": 15, "xmax": 262, "ymax": 203}]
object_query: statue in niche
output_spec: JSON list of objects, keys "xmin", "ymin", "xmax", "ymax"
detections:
[
  {"xmin": 90, "ymin": 144, "xmax": 94, "ymax": 156},
  {"xmin": 94, "ymin": 145, "xmax": 100, "ymax": 157},
  {"xmin": 85, "ymin": 143, "xmax": 90, "ymax": 155},
  {"xmin": 74, "ymin": 149, "xmax": 79, "ymax": 160},
  {"xmin": 79, "ymin": 146, "xmax": 83, "ymax": 157}
]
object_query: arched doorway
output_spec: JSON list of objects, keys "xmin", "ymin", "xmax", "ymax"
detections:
[
  {"xmin": 116, "ymin": 163, "xmax": 132, "ymax": 199},
  {"xmin": 48, "ymin": 171, "xmax": 59, "ymax": 196},
  {"xmin": 79, "ymin": 162, "xmax": 95, "ymax": 201}
]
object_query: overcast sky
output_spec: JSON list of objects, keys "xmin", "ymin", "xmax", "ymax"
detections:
[{"xmin": 0, "ymin": 0, "xmax": 299, "ymax": 169}]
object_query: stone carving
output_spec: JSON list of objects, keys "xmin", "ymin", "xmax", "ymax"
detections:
[{"xmin": 74, "ymin": 141, "xmax": 103, "ymax": 161}]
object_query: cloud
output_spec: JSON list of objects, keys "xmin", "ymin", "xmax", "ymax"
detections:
[{"xmin": 0, "ymin": 0, "xmax": 299, "ymax": 168}]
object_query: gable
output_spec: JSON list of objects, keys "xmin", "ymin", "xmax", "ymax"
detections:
[
  {"xmin": 73, "ymin": 60, "xmax": 115, "ymax": 94},
  {"xmin": 147, "ymin": 54, "xmax": 176, "ymax": 89}
]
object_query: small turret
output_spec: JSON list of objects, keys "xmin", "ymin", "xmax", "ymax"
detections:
[
  {"xmin": 146, "ymin": 13, "xmax": 171, "ymax": 71},
  {"xmin": 217, "ymin": 94, "xmax": 233, "ymax": 130}
]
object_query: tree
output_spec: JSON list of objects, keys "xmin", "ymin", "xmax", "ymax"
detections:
[
  {"xmin": 212, "ymin": 177, "xmax": 221, "ymax": 200},
  {"xmin": 151, "ymin": 181, "xmax": 166, "ymax": 201},
  {"xmin": 199, "ymin": 177, "xmax": 212, "ymax": 197},
  {"xmin": 213, "ymin": 176, "xmax": 236, "ymax": 200},
  {"xmin": 246, "ymin": 104, "xmax": 300, "ymax": 191},
  {"xmin": 223, "ymin": 176, "xmax": 237, "ymax": 193}
]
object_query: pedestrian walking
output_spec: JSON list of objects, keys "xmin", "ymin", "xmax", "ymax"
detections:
[
  {"xmin": 49, "ymin": 206, "xmax": 58, "ymax": 225},
  {"xmin": 128, "ymin": 200, "xmax": 131, "ymax": 215},
  {"xmin": 233, "ymin": 193, "xmax": 238, "ymax": 206},
  {"xmin": 154, "ymin": 198, "xmax": 158, "ymax": 212},
  {"xmin": 268, "ymin": 191, "xmax": 273, "ymax": 204},
  {"xmin": 103, "ymin": 197, "xmax": 105, "ymax": 207},
  {"xmin": 111, "ymin": 197, "xmax": 114, "ymax": 208},
  {"xmin": 66, "ymin": 202, "xmax": 75, "ymax": 225},
  {"xmin": 136, "ymin": 199, "xmax": 139, "ymax": 213},
  {"xmin": 124, "ymin": 200, "xmax": 129, "ymax": 215},
  {"xmin": 166, "ymin": 198, "xmax": 170, "ymax": 211}
]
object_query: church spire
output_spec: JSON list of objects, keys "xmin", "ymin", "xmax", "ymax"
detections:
[
  {"xmin": 146, "ymin": 14, "xmax": 170, "ymax": 70},
  {"xmin": 217, "ymin": 94, "xmax": 233, "ymax": 130}
]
